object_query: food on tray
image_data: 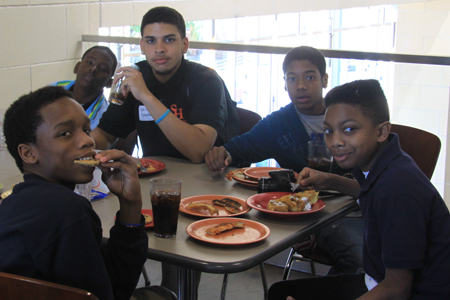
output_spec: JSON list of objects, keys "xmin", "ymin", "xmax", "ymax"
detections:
[
  {"xmin": 267, "ymin": 190, "xmax": 319, "ymax": 212},
  {"xmin": 205, "ymin": 221, "xmax": 245, "ymax": 235},
  {"xmin": 137, "ymin": 159, "xmax": 156, "ymax": 172},
  {"xmin": 144, "ymin": 214, "xmax": 153, "ymax": 224},
  {"xmin": 74, "ymin": 158, "xmax": 100, "ymax": 167},
  {"xmin": 186, "ymin": 202, "xmax": 219, "ymax": 215},
  {"xmin": 225, "ymin": 169, "xmax": 246, "ymax": 181},
  {"xmin": 212, "ymin": 198, "xmax": 242, "ymax": 214}
]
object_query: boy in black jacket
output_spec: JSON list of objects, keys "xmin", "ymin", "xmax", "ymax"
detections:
[{"xmin": 0, "ymin": 86, "xmax": 148, "ymax": 300}]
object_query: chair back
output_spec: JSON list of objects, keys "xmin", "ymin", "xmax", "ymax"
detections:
[
  {"xmin": 390, "ymin": 124, "xmax": 441, "ymax": 180},
  {"xmin": 0, "ymin": 272, "xmax": 99, "ymax": 300},
  {"xmin": 236, "ymin": 107, "xmax": 262, "ymax": 135}
]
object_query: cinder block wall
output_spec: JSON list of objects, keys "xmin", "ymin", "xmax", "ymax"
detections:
[
  {"xmin": 394, "ymin": 1, "xmax": 450, "ymax": 205},
  {"xmin": 0, "ymin": 0, "xmax": 433, "ymax": 109}
]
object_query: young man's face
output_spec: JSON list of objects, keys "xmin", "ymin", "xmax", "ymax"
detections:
[
  {"xmin": 74, "ymin": 48, "xmax": 115, "ymax": 95},
  {"xmin": 324, "ymin": 103, "xmax": 386, "ymax": 172},
  {"xmin": 140, "ymin": 22, "xmax": 189, "ymax": 83},
  {"xmin": 284, "ymin": 60, "xmax": 328, "ymax": 115},
  {"xmin": 29, "ymin": 97, "xmax": 96, "ymax": 188}
]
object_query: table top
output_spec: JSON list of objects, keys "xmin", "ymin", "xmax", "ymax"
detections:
[
  {"xmin": 0, "ymin": 152, "xmax": 357, "ymax": 274},
  {"xmin": 93, "ymin": 156, "xmax": 357, "ymax": 274}
]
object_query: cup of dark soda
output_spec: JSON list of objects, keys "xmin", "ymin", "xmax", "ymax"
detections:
[
  {"xmin": 307, "ymin": 140, "xmax": 333, "ymax": 173},
  {"xmin": 108, "ymin": 63, "xmax": 140, "ymax": 105},
  {"xmin": 150, "ymin": 177, "xmax": 182, "ymax": 238}
]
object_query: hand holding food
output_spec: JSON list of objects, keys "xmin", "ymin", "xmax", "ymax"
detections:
[{"xmin": 95, "ymin": 150, "xmax": 141, "ymax": 207}]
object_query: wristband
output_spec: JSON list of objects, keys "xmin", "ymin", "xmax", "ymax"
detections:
[{"xmin": 155, "ymin": 109, "xmax": 170, "ymax": 124}]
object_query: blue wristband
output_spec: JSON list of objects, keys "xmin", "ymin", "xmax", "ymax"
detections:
[
  {"xmin": 122, "ymin": 223, "xmax": 142, "ymax": 228},
  {"xmin": 155, "ymin": 109, "xmax": 170, "ymax": 124}
]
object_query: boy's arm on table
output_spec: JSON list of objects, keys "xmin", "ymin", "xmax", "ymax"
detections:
[
  {"xmin": 297, "ymin": 167, "xmax": 360, "ymax": 199},
  {"xmin": 205, "ymin": 146, "xmax": 232, "ymax": 172},
  {"xmin": 357, "ymin": 269, "xmax": 413, "ymax": 300}
]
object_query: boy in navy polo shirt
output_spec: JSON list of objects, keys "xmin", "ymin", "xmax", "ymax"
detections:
[{"xmin": 269, "ymin": 79, "xmax": 450, "ymax": 300}]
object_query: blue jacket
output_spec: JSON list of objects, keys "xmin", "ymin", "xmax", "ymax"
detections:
[{"xmin": 224, "ymin": 103, "xmax": 310, "ymax": 172}]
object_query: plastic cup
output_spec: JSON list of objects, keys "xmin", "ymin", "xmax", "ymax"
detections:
[
  {"xmin": 308, "ymin": 140, "xmax": 333, "ymax": 172},
  {"xmin": 150, "ymin": 177, "xmax": 182, "ymax": 238},
  {"xmin": 108, "ymin": 63, "xmax": 140, "ymax": 105}
]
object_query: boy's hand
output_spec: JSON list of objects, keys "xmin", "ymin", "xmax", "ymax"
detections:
[
  {"xmin": 95, "ymin": 150, "xmax": 142, "ymax": 224},
  {"xmin": 205, "ymin": 146, "xmax": 232, "ymax": 172},
  {"xmin": 296, "ymin": 167, "xmax": 330, "ymax": 191},
  {"xmin": 114, "ymin": 66, "xmax": 152, "ymax": 101}
]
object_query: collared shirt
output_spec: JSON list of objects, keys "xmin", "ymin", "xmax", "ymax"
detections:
[{"xmin": 49, "ymin": 80, "xmax": 109, "ymax": 129}]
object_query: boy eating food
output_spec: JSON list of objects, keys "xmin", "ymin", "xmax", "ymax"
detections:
[
  {"xmin": 0, "ymin": 86, "xmax": 148, "ymax": 300},
  {"xmin": 269, "ymin": 79, "xmax": 450, "ymax": 299}
]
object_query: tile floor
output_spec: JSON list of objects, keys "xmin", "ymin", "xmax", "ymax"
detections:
[{"xmin": 136, "ymin": 249, "xmax": 331, "ymax": 300}]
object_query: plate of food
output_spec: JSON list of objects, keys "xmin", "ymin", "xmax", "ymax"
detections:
[
  {"xmin": 179, "ymin": 195, "xmax": 251, "ymax": 217},
  {"xmin": 244, "ymin": 167, "xmax": 283, "ymax": 180},
  {"xmin": 142, "ymin": 209, "xmax": 154, "ymax": 228},
  {"xmin": 186, "ymin": 217, "xmax": 270, "ymax": 245},
  {"xmin": 225, "ymin": 168, "xmax": 258, "ymax": 187},
  {"xmin": 246, "ymin": 191, "xmax": 325, "ymax": 215},
  {"xmin": 137, "ymin": 158, "xmax": 166, "ymax": 176}
]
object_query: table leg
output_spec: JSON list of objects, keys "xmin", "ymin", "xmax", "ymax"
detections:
[{"xmin": 162, "ymin": 263, "xmax": 200, "ymax": 300}]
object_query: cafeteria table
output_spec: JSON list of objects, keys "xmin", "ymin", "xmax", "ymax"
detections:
[
  {"xmin": 0, "ymin": 152, "xmax": 358, "ymax": 300},
  {"xmin": 92, "ymin": 156, "xmax": 358, "ymax": 300}
]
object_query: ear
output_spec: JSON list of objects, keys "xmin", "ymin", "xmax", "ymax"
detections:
[
  {"xmin": 322, "ymin": 73, "xmax": 329, "ymax": 89},
  {"xmin": 283, "ymin": 76, "xmax": 287, "ymax": 91},
  {"xmin": 182, "ymin": 37, "xmax": 189, "ymax": 54},
  {"xmin": 140, "ymin": 39, "xmax": 144, "ymax": 53},
  {"xmin": 377, "ymin": 121, "xmax": 391, "ymax": 143},
  {"xmin": 74, "ymin": 62, "xmax": 81, "ymax": 74},
  {"xmin": 18, "ymin": 143, "xmax": 38, "ymax": 165}
]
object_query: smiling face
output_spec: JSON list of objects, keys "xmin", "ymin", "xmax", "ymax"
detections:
[
  {"xmin": 323, "ymin": 103, "xmax": 389, "ymax": 172},
  {"xmin": 25, "ymin": 97, "xmax": 97, "ymax": 188},
  {"xmin": 140, "ymin": 22, "xmax": 189, "ymax": 83},
  {"xmin": 284, "ymin": 60, "xmax": 328, "ymax": 115},
  {"xmin": 73, "ymin": 48, "xmax": 115, "ymax": 98}
]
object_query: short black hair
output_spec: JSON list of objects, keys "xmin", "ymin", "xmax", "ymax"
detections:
[
  {"xmin": 82, "ymin": 46, "xmax": 118, "ymax": 76},
  {"xmin": 141, "ymin": 6, "xmax": 186, "ymax": 39},
  {"xmin": 282, "ymin": 46, "xmax": 326, "ymax": 78},
  {"xmin": 324, "ymin": 79, "xmax": 390, "ymax": 125},
  {"xmin": 3, "ymin": 86, "xmax": 73, "ymax": 173}
]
